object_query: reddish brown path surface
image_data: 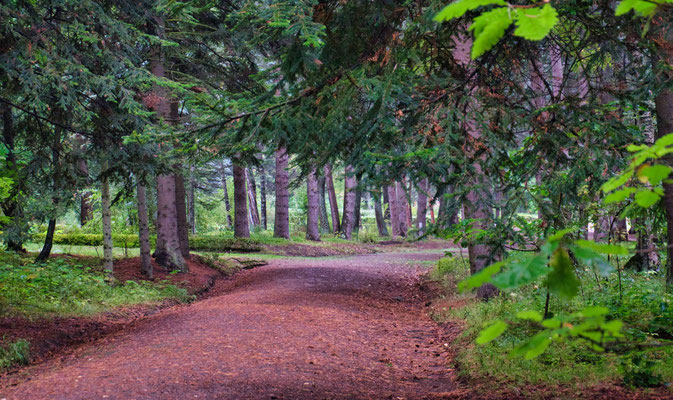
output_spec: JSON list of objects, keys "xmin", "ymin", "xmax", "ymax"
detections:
[{"xmin": 1, "ymin": 251, "xmax": 461, "ymax": 400}]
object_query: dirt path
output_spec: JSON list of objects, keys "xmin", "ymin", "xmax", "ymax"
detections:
[{"xmin": 1, "ymin": 251, "xmax": 462, "ymax": 400}]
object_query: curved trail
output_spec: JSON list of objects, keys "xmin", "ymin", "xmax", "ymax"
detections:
[{"xmin": 2, "ymin": 251, "xmax": 459, "ymax": 399}]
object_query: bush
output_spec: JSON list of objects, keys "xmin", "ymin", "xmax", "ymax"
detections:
[
  {"xmin": 188, "ymin": 236, "xmax": 262, "ymax": 252},
  {"xmin": 0, "ymin": 338, "xmax": 30, "ymax": 371}
]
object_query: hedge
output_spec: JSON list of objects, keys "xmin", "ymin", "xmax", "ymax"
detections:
[{"xmin": 30, "ymin": 234, "xmax": 261, "ymax": 252}]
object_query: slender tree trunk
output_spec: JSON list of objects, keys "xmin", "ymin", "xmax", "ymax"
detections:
[
  {"xmin": 188, "ymin": 167, "xmax": 196, "ymax": 235},
  {"xmin": 324, "ymin": 163, "xmax": 340, "ymax": 233},
  {"xmin": 353, "ymin": 175, "xmax": 363, "ymax": 232},
  {"xmin": 220, "ymin": 161, "xmax": 233, "ymax": 229},
  {"xmin": 36, "ymin": 219, "xmax": 56, "ymax": 262},
  {"xmin": 137, "ymin": 181, "xmax": 153, "ymax": 279},
  {"xmin": 655, "ymin": 87, "xmax": 673, "ymax": 286},
  {"xmin": 36, "ymin": 122, "xmax": 62, "ymax": 262},
  {"xmin": 247, "ymin": 168, "xmax": 260, "ymax": 227},
  {"xmin": 388, "ymin": 185, "xmax": 400, "ymax": 238},
  {"xmin": 317, "ymin": 175, "xmax": 331, "ymax": 233},
  {"xmin": 274, "ymin": 147, "xmax": 290, "ymax": 239},
  {"xmin": 306, "ymin": 167, "xmax": 320, "ymax": 241},
  {"xmin": 101, "ymin": 166, "xmax": 113, "ymax": 277},
  {"xmin": 374, "ymin": 188, "xmax": 389, "ymax": 236},
  {"xmin": 80, "ymin": 192, "xmax": 92, "ymax": 226},
  {"xmin": 383, "ymin": 187, "xmax": 390, "ymax": 221},
  {"xmin": 174, "ymin": 173, "xmax": 190, "ymax": 259},
  {"xmin": 417, "ymin": 178, "xmax": 428, "ymax": 236},
  {"xmin": 396, "ymin": 180, "xmax": 408, "ymax": 237},
  {"xmin": 1, "ymin": 105, "xmax": 24, "ymax": 252},
  {"xmin": 259, "ymin": 167, "xmax": 267, "ymax": 230},
  {"xmin": 233, "ymin": 162, "xmax": 250, "ymax": 238},
  {"xmin": 154, "ymin": 174, "xmax": 186, "ymax": 271},
  {"xmin": 342, "ymin": 165, "xmax": 357, "ymax": 239}
]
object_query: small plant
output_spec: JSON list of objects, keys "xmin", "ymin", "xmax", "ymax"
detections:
[
  {"xmin": 0, "ymin": 338, "xmax": 30, "ymax": 370},
  {"xmin": 622, "ymin": 353, "xmax": 663, "ymax": 388}
]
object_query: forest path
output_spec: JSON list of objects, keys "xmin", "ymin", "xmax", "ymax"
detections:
[{"xmin": 1, "ymin": 251, "xmax": 461, "ymax": 400}]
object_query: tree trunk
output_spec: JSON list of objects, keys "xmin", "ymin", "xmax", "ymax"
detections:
[
  {"xmin": 317, "ymin": 175, "xmax": 331, "ymax": 233},
  {"xmin": 417, "ymin": 178, "xmax": 428, "ymax": 236},
  {"xmin": 354, "ymin": 187, "xmax": 363, "ymax": 232},
  {"xmin": 259, "ymin": 167, "xmax": 267, "ymax": 230},
  {"xmin": 655, "ymin": 87, "xmax": 673, "ymax": 286},
  {"xmin": 233, "ymin": 162, "xmax": 250, "ymax": 238},
  {"xmin": 624, "ymin": 218, "xmax": 659, "ymax": 272},
  {"xmin": 154, "ymin": 174, "xmax": 187, "ymax": 271},
  {"xmin": 388, "ymin": 185, "xmax": 400, "ymax": 238},
  {"xmin": 306, "ymin": 167, "xmax": 320, "ymax": 241},
  {"xmin": 36, "ymin": 121, "xmax": 62, "ymax": 262},
  {"xmin": 274, "ymin": 147, "xmax": 290, "ymax": 239},
  {"xmin": 80, "ymin": 192, "xmax": 92, "ymax": 226},
  {"xmin": 1, "ymin": 105, "xmax": 24, "ymax": 252},
  {"xmin": 341, "ymin": 165, "xmax": 357, "ymax": 240},
  {"xmin": 396, "ymin": 181, "xmax": 408, "ymax": 237},
  {"xmin": 101, "ymin": 168, "xmax": 114, "ymax": 277},
  {"xmin": 247, "ymin": 168, "xmax": 260, "ymax": 227},
  {"xmin": 220, "ymin": 161, "xmax": 233, "ymax": 229},
  {"xmin": 36, "ymin": 219, "xmax": 56, "ymax": 262},
  {"xmin": 174, "ymin": 173, "xmax": 190, "ymax": 259},
  {"xmin": 324, "ymin": 164, "xmax": 340, "ymax": 233},
  {"xmin": 374, "ymin": 188, "xmax": 389, "ymax": 237},
  {"xmin": 137, "ymin": 181, "xmax": 153, "ymax": 279},
  {"xmin": 188, "ymin": 167, "xmax": 196, "ymax": 235}
]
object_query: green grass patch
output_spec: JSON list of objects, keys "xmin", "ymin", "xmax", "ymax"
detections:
[
  {"xmin": 0, "ymin": 252, "xmax": 192, "ymax": 317},
  {"xmin": 429, "ymin": 252, "xmax": 673, "ymax": 389},
  {"xmin": 0, "ymin": 338, "xmax": 30, "ymax": 371}
]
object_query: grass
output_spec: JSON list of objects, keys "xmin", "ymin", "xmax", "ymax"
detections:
[
  {"xmin": 24, "ymin": 243, "xmax": 141, "ymax": 257},
  {"xmin": 429, "ymin": 254, "xmax": 673, "ymax": 390},
  {"xmin": 0, "ymin": 251, "xmax": 192, "ymax": 318},
  {"xmin": 0, "ymin": 338, "xmax": 30, "ymax": 371}
]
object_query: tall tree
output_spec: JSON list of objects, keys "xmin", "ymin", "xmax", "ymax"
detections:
[
  {"xmin": 220, "ymin": 161, "xmax": 233, "ymax": 229},
  {"xmin": 324, "ymin": 164, "xmax": 340, "ymax": 233},
  {"xmin": 306, "ymin": 167, "xmax": 320, "ymax": 241},
  {"xmin": 137, "ymin": 180, "xmax": 153, "ymax": 279},
  {"xmin": 233, "ymin": 162, "xmax": 250, "ymax": 238},
  {"xmin": 317, "ymin": 175, "xmax": 331, "ymax": 233},
  {"xmin": 341, "ymin": 165, "xmax": 357, "ymax": 239},
  {"xmin": 417, "ymin": 178, "xmax": 428, "ymax": 236},
  {"xmin": 274, "ymin": 147, "xmax": 290, "ymax": 239}
]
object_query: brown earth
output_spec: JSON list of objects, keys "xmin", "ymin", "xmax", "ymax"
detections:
[{"xmin": 0, "ymin": 250, "xmax": 467, "ymax": 399}]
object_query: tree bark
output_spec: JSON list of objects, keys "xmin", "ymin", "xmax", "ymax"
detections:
[
  {"xmin": 306, "ymin": 167, "xmax": 320, "ymax": 241},
  {"xmin": 36, "ymin": 219, "xmax": 56, "ymax": 262},
  {"xmin": 374, "ymin": 188, "xmax": 389, "ymax": 237},
  {"xmin": 655, "ymin": 87, "xmax": 673, "ymax": 286},
  {"xmin": 1, "ymin": 105, "xmax": 24, "ymax": 252},
  {"xmin": 137, "ymin": 181, "xmax": 153, "ymax": 279},
  {"xmin": 188, "ymin": 167, "xmax": 196, "ymax": 235},
  {"xmin": 274, "ymin": 147, "xmax": 290, "ymax": 239},
  {"xmin": 317, "ymin": 175, "xmax": 331, "ymax": 233},
  {"xmin": 247, "ymin": 168, "xmax": 260, "ymax": 227},
  {"xmin": 154, "ymin": 174, "xmax": 186, "ymax": 271},
  {"xmin": 174, "ymin": 172, "xmax": 190, "ymax": 259},
  {"xmin": 101, "ymin": 166, "xmax": 114, "ymax": 277},
  {"xmin": 354, "ymin": 187, "xmax": 363, "ymax": 232},
  {"xmin": 233, "ymin": 162, "xmax": 250, "ymax": 238},
  {"xmin": 324, "ymin": 164, "xmax": 340, "ymax": 233},
  {"xmin": 220, "ymin": 161, "xmax": 233, "ymax": 229},
  {"xmin": 397, "ymin": 180, "xmax": 409, "ymax": 237},
  {"xmin": 417, "ymin": 178, "xmax": 428, "ymax": 236},
  {"xmin": 259, "ymin": 167, "xmax": 267, "ymax": 230},
  {"xmin": 341, "ymin": 165, "xmax": 357, "ymax": 240},
  {"xmin": 388, "ymin": 185, "xmax": 400, "ymax": 238}
]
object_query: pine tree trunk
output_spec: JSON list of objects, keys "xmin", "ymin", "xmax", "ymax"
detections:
[
  {"xmin": 417, "ymin": 178, "xmax": 428, "ymax": 236},
  {"xmin": 259, "ymin": 168, "xmax": 267, "ymax": 230},
  {"xmin": 137, "ymin": 181, "xmax": 153, "ymax": 279},
  {"xmin": 317, "ymin": 175, "xmax": 331, "ymax": 233},
  {"xmin": 273, "ymin": 147, "xmax": 290, "ymax": 239},
  {"xmin": 154, "ymin": 174, "xmax": 187, "ymax": 271},
  {"xmin": 233, "ymin": 162, "xmax": 250, "ymax": 238},
  {"xmin": 354, "ymin": 187, "xmax": 363, "ymax": 232},
  {"xmin": 396, "ymin": 181, "xmax": 408, "ymax": 237},
  {"xmin": 324, "ymin": 164, "xmax": 340, "ymax": 233},
  {"xmin": 388, "ymin": 185, "xmax": 400, "ymax": 238},
  {"xmin": 36, "ymin": 122, "xmax": 62, "ymax": 262},
  {"xmin": 246, "ymin": 168, "xmax": 260, "ymax": 227},
  {"xmin": 220, "ymin": 161, "xmax": 233, "ymax": 229},
  {"xmin": 101, "ymin": 168, "xmax": 114, "ymax": 277},
  {"xmin": 374, "ymin": 188, "xmax": 389, "ymax": 237},
  {"xmin": 174, "ymin": 173, "xmax": 190, "ymax": 259},
  {"xmin": 188, "ymin": 167, "xmax": 196, "ymax": 235},
  {"xmin": 655, "ymin": 88, "xmax": 673, "ymax": 286},
  {"xmin": 341, "ymin": 165, "xmax": 356, "ymax": 239},
  {"xmin": 306, "ymin": 167, "xmax": 320, "ymax": 241},
  {"xmin": 80, "ymin": 192, "xmax": 92, "ymax": 226},
  {"xmin": 36, "ymin": 219, "xmax": 56, "ymax": 262}
]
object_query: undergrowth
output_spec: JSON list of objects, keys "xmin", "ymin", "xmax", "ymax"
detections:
[
  {"xmin": 0, "ymin": 252, "xmax": 192, "ymax": 317},
  {"xmin": 0, "ymin": 338, "xmax": 30, "ymax": 371},
  {"xmin": 430, "ymin": 253, "xmax": 673, "ymax": 390}
]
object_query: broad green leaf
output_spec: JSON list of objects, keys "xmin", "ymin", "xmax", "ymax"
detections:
[
  {"xmin": 654, "ymin": 132, "xmax": 673, "ymax": 148},
  {"xmin": 574, "ymin": 239, "xmax": 628, "ymax": 255},
  {"xmin": 547, "ymin": 228, "xmax": 576, "ymax": 243},
  {"xmin": 615, "ymin": 0, "xmax": 658, "ymax": 16},
  {"xmin": 601, "ymin": 173, "xmax": 631, "ymax": 193},
  {"xmin": 517, "ymin": 310, "xmax": 543, "ymax": 322},
  {"xmin": 603, "ymin": 187, "xmax": 636, "ymax": 204},
  {"xmin": 541, "ymin": 318, "xmax": 561, "ymax": 329},
  {"xmin": 433, "ymin": 0, "xmax": 507, "ymax": 22},
  {"xmin": 570, "ymin": 246, "xmax": 614, "ymax": 276},
  {"xmin": 513, "ymin": 4, "xmax": 559, "ymax": 41},
  {"xmin": 601, "ymin": 320, "xmax": 624, "ymax": 336},
  {"xmin": 458, "ymin": 260, "xmax": 506, "ymax": 292},
  {"xmin": 469, "ymin": 7, "xmax": 513, "ymax": 58},
  {"xmin": 634, "ymin": 189, "xmax": 661, "ymax": 208},
  {"xmin": 626, "ymin": 144, "xmax": 648, "ymax": 152},
  {"xmin": 492, "ymin": 254, "xmax": 549, "ymax": 290},
  {"xmin": 637, "ymin": 164, "xmax": 672, "ymax": 185},
  {"xmin": 578, "ymin": 306, "xmax": 609, "ymax": 317},
  {"xmin": 476, "ymin": 320, "xmax": 507, "ymax": 344},
  {"xmin": 510, "ymin": 332, "xmax": 552, "ymax": 359},
  {"xmin": 545, "ymin": 249, "xmax": 579, "ymax": 300}
]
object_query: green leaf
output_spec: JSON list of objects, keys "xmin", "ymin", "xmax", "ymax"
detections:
[
  {"xmin": 541, "ymin": 318, "xmax": 561, "ymax": 329},
  {"xmin": 601, "ymin": 320, "xmax": 624, "ymax": 336},
  {"xmin": 637, "ymin": 164, "xmax": 673, "ymax": 185},
  {"xmin": 458, "ymin": 260, "xmax": 506, "ymax": 292},
  {"xmin": 615, "ymin": 0, "xmax": 658, "ymax": 16},
  {"xmin": 654, "ymin": 132, "xmax": 673, "ymax": 148},
  {"xmin": 433, "ymin": 0, "xmax": 507, "ymax": 22},
  {"xmin": 476, "ymin": 320, "xmax": 507, "ymax": 344},
  {"xmin": 513, "ymin": 4, "xmax": 559, "ymax": 41},
  {"xmin": 603, "ymin": 187, "xmax": 636, "ymax": 204},
  {"xmin": 547, "ymin": 228, "xmax": 577, "ymax": 243},
  {"xmin": 574, "ymin": 239, "xmax": 628, "ymax": 255},
  {"xmin": 634, "ymin": 189, "xmax": 661, "ymax": 208},
  {"xmin": 578, "ymin": 306, "xmax": 609, "ymax": 317},
  {"xmin": 469, "ymin": 7, "xmax": 513, "ymax": 58},
  {"xmin": 517, "ymin": 310, "xmax": 543, "ymax": 322},
  {"xmin": 510, "ymin": 332, "xmax": 552, "ymax": 359},
  {"xmin": 492, "ymin": 254, "xmax": 549, "ymax": 290},
  {"xmin": 570, "ymin": 246, "xmax": 614, "ymax": 276},
  {"xmin": 601, "ymin": 173, "xmax": 631, "ymax": 193},
  {"xmin": 545, "ymin": 248, "xmax": 579, "ymax": 300}
]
